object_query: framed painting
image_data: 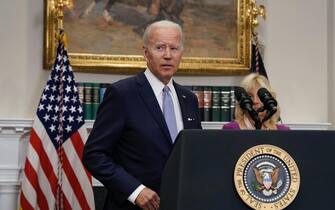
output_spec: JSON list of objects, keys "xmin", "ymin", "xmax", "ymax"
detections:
[{"xmin": 44, "ymin": 0, "xmax": 252, "ymax": 75}]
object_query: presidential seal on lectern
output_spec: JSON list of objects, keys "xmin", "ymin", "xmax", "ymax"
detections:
[{"xmin": 234, "ymin": 144, "xmax": 300, "ymax": 210}]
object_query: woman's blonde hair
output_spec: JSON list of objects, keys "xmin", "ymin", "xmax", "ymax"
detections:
[{"xmin": 235, "ymin": 73, "xmax": 281, "ymax": 128}]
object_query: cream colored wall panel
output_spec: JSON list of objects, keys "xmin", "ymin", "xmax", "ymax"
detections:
[{"xmin": 265, "ymin": 0, "xmax": 328, "ymax": 123}]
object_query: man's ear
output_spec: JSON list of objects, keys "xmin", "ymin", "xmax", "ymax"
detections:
[{"xmin": 143, "ymin": 46, "xmax": 148, "ymax": 62}]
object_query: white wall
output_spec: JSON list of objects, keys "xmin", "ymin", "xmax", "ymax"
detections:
[
  {"xmin": 0, "ymin": 0, "xmax": 48, "ymax": 119},
  {"xmin": 0, "ymin": 0, "xmax": 333, "ymax": 127},
  {"xmin": 265, "ymin": 0, "xmax": 329, "ymax": 124}
]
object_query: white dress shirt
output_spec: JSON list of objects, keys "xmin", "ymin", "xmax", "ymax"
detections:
[{"xmin": 144, "ymin": 69, "xmax": 184, "ymax": 133}]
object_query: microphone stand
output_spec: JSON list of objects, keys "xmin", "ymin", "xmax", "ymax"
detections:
[
  {"xmin": 254, "ymin": 107, "xmax": 264, "ymax": 130},
  {"xmin": 255, "ymin": 119, "xmax": 262, "ymax": 130},
  {"xmin": 255, "ymin": 107, "xmax": 277, "ymax": 130},
  {"xmin": 248, "ymin": 109, "xmax": 262, "ymax": 130}
]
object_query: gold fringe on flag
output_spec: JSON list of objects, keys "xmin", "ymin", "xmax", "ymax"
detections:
[{"xmin": 55, "ymin": 29, "xmax": 68, "ymax": 49}]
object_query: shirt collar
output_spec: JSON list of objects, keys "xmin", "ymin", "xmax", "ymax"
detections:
[{"xmin": 144, "ymin": 68, "xmax": 174, "ymax": 96}]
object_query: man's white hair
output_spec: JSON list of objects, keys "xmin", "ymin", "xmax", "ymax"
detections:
[{"xmin": 143, "ymin": 20, "xmax": 184, "ymax": 48}]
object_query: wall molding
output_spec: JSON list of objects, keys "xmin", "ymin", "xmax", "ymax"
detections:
[
  {"xmin": 0, "ymin": 118, "xmax": 331, "ymax": 132},
  {"xmin": 0, "ymin": 119, "xmax": 33, "ymax": 134},
  {"xmin": 84, "ymin": 120, "xmax": 331, "ymax": 130},
  {"xmin": 0, "ymin": 167, "xmax": 21, "ymax": 194}
]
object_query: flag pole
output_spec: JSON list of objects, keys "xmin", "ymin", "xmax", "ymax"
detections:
[
  {"xmin": 54, "ymin": 1, "xmax": 66, "ymax": 209},
  {"xmin": 247, "ymin": 0, "xmax": 266, "ymax": 75},
  {"xmin": 252, "ymin": 31, "xmax": 261, "ymax": 73},
  {"xmin": 55, "ymin": 36, "xmax": 65, "ymax": 210}
]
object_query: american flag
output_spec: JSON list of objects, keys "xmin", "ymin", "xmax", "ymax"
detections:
[
  {"xmin": 250, "ymin": 33, "xmax": 268, "ymax": 79},
  {"xmin": 19, "ymin": 38, "xmax": 95, "ymax": 210}
]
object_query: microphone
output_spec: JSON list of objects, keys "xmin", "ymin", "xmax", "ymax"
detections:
[
  {"xmin": 257, "ymin": 88, "xmax": 278, "ymax": 122},
  {"xmin": 235, "ymin": 87, "xmax": 259, "ymax": 125}
]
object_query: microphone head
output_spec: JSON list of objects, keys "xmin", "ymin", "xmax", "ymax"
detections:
[
  {"xmin": 257, "ymin": 87, "xmax": 271, "ymax": 101},
  {"xmin": 235, "ymin": 87, "xmax": 252, "ymax": 107},
  {"xmin": 234, "ymin": 86, "xmax": 244, "ymax": 100},
  {"xmin": 257, "ymin": 87, "xmax": 277, "ymax": 110},
  {"xmin": 235, "ymin": 86, "xmax": 259, "ymax": 123}
]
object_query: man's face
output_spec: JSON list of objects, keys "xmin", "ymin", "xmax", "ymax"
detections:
[{"xmin": 143, "ymin": 27, "xmax": 183, "ymax": 84}]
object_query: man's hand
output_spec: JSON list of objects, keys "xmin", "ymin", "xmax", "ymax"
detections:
[{"xmin": 135, "ymin": 187, "xmax": 160, "ymax": 210}]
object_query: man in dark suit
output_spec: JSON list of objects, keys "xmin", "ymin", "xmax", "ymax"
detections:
[{"xmin": 82, "ymin": 20, "xmax": 202, "ymax": 210}]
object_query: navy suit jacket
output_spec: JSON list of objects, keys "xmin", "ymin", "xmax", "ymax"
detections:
[{"xmin": 82, "ymin": 72, "xmax": 202, "ymax": 210}]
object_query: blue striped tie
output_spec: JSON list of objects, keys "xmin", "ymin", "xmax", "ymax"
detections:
[{"xmin": 162, "ymin": 86, "xmax": 178, "ymax": 142}]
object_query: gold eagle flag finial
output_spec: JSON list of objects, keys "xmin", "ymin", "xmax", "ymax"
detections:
[
  {"xmin": 50, "ymin": 0, "xmax": 72, "ymax": 48},
  {"xmin": 247, "ymin": 0, "xmax": 266, "ymax": 33}
]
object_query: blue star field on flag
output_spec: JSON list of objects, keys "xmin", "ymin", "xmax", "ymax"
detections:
[{"xmin": 37, "ymin": 43, "xmax": 84, "ymax": 149}]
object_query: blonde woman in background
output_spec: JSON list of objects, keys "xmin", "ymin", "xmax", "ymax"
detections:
[{"xmin": 223, "ymin": 73, "xmax": 289, "ymax": 130}]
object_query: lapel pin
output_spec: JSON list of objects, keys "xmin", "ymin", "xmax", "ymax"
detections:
[{"xmin": 182, "ymin": 95, "xmax": 186, "ymax": 99}]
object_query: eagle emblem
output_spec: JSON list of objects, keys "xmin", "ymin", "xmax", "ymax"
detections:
[
  {"xmin": 234, "ymin": 145, "xmax": 300, "ymax": 210},
  {"xmin": 252, "ymin": 162, "xmax": 283, "ymax": 196}
]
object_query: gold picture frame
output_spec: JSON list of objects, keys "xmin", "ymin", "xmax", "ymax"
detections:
[{"xmin": 44, "ymin": 0, "xmax": 252, "ymax": 75}]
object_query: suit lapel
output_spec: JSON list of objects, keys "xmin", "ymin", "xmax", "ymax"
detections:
[
  {"xmin": 174, "ymin": 82, "xmax": 191, "ymax": 129},
  {"xmin": 136, "ymin": 72, "xmax": 173, "ymax": 145}
]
